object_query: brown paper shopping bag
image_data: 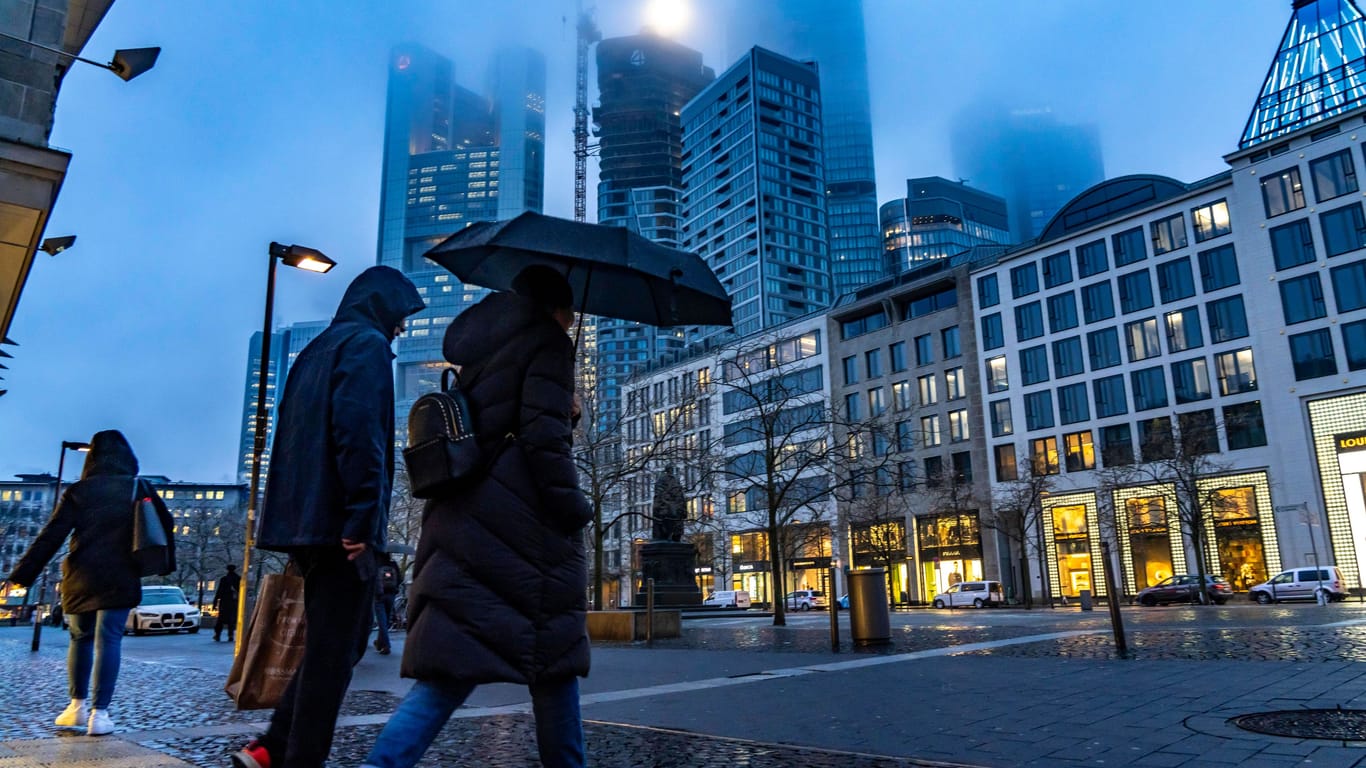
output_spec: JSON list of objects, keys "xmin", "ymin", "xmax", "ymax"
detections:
[{"xmin": 224, "ymin": 569, "xmax": 307, "ymax": 710}]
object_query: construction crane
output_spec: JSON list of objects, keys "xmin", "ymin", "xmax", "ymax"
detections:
[{"xmin": 573, "ymin": 0, "xmax": 600, "ymax": 223}]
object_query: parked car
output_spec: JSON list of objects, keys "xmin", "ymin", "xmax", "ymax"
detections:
[
  {"xmin": 1136, "ymin": 574, "xmax": 1232, "ymax": 606},
  {"xmin": 1249, "ymin": 566, "xmax": 1349, "ymax": 604},
  {"xmin": 702, "ymin": 589, "xmax": 751, "ymax": 608},
  {"xmin": 784, "ymin": 589, "xmax": 827, "ymax": 611},
  {"xmin": 931, "ymin": 580, "xmax": 1004, "ymax": 608},
  {"xmin": 126, "ymin": 586, "xmax": 200, "ymax": 635}
]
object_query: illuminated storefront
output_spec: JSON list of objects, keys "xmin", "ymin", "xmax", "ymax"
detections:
[
  {"xmin": 1041, "ymin": 492, "xmax": 1104, "ymax": 599},
  {"xmin": 1113, "ymin": 485, "xmax": 1184, "ymax": 594},
  {"xmin": 1309, "ymin": 392, "xmax": 1366, "ymax": 590},
  {"xmin": 1199, "ymin": 475, "xmax": 1280, "ymax": 592},
  {"xmin": 915, "ymin": 512, "xmax": 983, "ymax": 603},
  {"xmin": 730, "ymin": 531, "xmax": 771, "ymax": 604},
  {"xmin": 850, "ymin": 520, "xmax": 910, "ymax": 604}
]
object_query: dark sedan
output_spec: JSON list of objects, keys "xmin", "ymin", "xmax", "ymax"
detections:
[{"xmin": 1136, "ymin": 574, "xmax": 1232, "ymax": 606}]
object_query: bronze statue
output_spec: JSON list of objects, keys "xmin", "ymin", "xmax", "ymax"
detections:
[{"xmin": 651, "ymin": 466, "xmax": 686, "ymax": 542}]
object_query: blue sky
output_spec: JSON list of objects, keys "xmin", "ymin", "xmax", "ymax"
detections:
[{"xmin": 1, "ymin": 1, "xmax": 1289, "ymax": 481}]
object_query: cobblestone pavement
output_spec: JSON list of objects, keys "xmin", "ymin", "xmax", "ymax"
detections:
[{"xmin": 966, "ymin": 624, "xmax": 1366, "ymax": 662}]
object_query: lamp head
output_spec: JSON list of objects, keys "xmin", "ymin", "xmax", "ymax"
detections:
[
  {"xmin": 40, "ymin": 236, "xmax": 76, "ymax": 256},
  {"xmin": 61, "ymin": 441, "xmax": 91, "ymax": 453},
  {"xmin": 270, "ymin": 242, "xmax": 336, "ymax": 273},
  {"xmin": 110, "ymin": 47, "xmax": 160, "ymax": 82}
]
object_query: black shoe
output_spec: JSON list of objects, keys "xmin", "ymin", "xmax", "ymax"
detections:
[
  {"xmin": 378, "ymin": 646, "xmax": 391, "ymax": 655},
  {"xmin": 213, "ymin": 636, "xmax": 220, "ymax": 642}
]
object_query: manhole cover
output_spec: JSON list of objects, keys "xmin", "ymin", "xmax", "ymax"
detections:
[{"xmin": 1231, "ymin": 709, "xmax": 1366, "ymax": 740}]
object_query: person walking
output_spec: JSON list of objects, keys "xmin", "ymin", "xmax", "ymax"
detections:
[
  {"xmin": 211, "ymin": 564, "xmax": 239, "ymax": 642},
  {"xmin": 372, "ymin": 554, "xmax": 400, "ymax": 655},
  {"xmin": 231, "ymin": 265, "xmax": 424, "ymax": 768},
  {"xmin": 361, "ymin": 266, "xmax": 593, "ymax": 768},
  {"xmin": 5, "ymin": 430, "xmax": 162, "ymax": 736}
]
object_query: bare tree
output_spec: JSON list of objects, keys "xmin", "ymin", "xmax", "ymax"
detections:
[
  {"xmin": 982, "ymin": 461, "xmax": 1054, "ymax": 608},
  {"xmin": 842, "ymin": 487, "xmax": 909, "ymax": 603},
  {"xmin": 386, "ymin": 461, "xmax": 424, "ymax": 578}
]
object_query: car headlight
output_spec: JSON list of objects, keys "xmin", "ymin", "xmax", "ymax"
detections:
[{"xmin": 137, "ymin": 612, "xmax": 158, "ymax": 618}]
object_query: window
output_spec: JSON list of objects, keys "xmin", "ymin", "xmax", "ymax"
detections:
[
  {"xmin": 915, "ymin": 334, "xmax": 933, "ymax": 365},
  {"xmin": 1081, "ymin": 281, "xmax": 1115, "ymax": 323},
  {"xmin": 1042, "ymin": 251, "xmax": 1073, "ymax": 288},
  {"xmin": 995, "ymin": 444, "xmax": 1018, "ymax": 481},
  {"xmin": 1197, "ymin": 244, "xmax": 1240, "ymax": 292},
  {"xmin": 841, "ymin": 310, "xmax": 889, "ymax": 339},
  {"xmin": 897, "ymin": 421, "xmax": 915, "ymax": 452},
  {"xmin": 1011, "ymin": 263, "xmax": 1040, "ymax": 297},
  {"xmin": 922, "ymin": 415, "xmax": 942, "ymax": 447},
  {"xmin": 1192, "ymin": 200, "xmax": 1232, "ymax": 242},
  {"xmin": 1289, "ymin": 328, "xmax": 1337, "ymax": 380},
  {"xmin": 986, "ymin": 356, "xmax": 1009, "ymax": 393},
  {"xmin": 924, "ymin": 456, "xmax": 944, "ymax": 486},
  {"xmin": 1087, "ymin": 327, "xmax": 1122, "ymax": 369},
  {"xmin": 978, "ymin": 274, "xmax": 1000, "ymax": 308},
  {"xmin": 1093, "ymin": 375, "xmax": 1128, "ymax": 418},
  {"xmin": 1030, "ymin": 437, "xmax": 1060, "ymax": 475},
  {"xmin": 1225, "ymin": 401, "xmax": 1269, "ymax": 449},
  {"xmin": 1151, "ymin": 213, "xmax": 1188, "ymax": 255},
  {"xmin": 1311, "ymin": 149, "xmax": 1358, "ymax": 202},
  {"xmin": 942, "ymin": 327, "xmax": 961, "ymax": 358},
  {"xmin": 1125, "ymin": 318, "xmax": 1162, "ymax": 362},
  {"xmin": 981, "ymin": 313, "xmax": 1004, "ymax": 350},
  {"xmin": 1346, "ymin": 319, "xmax": 1366, "ymax": 370},
  {"xmin": 1118, "ymin": 270, "xmax": 1154, "ymax": 313},
  {"xmin": 1156, "ymin": 257, "xmax": 1196, "ymax": 303},
  {"xmin": 949, "ymin": 409, "xmax": 970, "ymax": 442},
  {"xmin": 868, "ymin": 387, "xmax": 886, "ymax": 416},
  {"xmin": 990, "ymin": 399, "xmax": 1013, "ymax": 437},
  {"xmin": 842, "ymin": 356, "xmax": 858, "ymax": 385},
  {"xmin": 1064, "ymin": 431, "xmax": 1096, "ymax": 471},
  {"xmin": 1207, "ymin": 296, "xmax": 1249, "ymax": 342},
  {"xmin": 1077, "ymin": 239, "xmax": 1108, "ymax": 277},
  {"xmin": 892, "ymin": 380, "xmax": 912, "ymax": 411},
  {"xmin": 1015, "ymin": 302, "xmax": 1044, "ymax": 341},
  {"xmin": 1164, "ymin": 307, "xmax": 1203, "ymax": 352},
  {"xmin": 1321, "ymin": 202, "xmax": 1366, "ymax": 256},
  {"xmin": 1047, "ymin": 292, "xmax": 1079, "ymax": 332},
  {"xmin": 917, "ymin": 373, "xmax": 938, "ymax": 405},
  {"xmin": 845, "ymin": 393, "xmax": 863, "ymax": 420},
  {"xmin": 1177, "ymin": 410, "xmax": 1219, "ymax": 455},
  {"xmin": 951, "ymin": 451, "xmax": 973, "ymax": 484},
  {"xmin": 1215, "ymin": 348, "xmax": 1258, "ymax": 395},
  {"xmin": 1112, "ymin": 227, "xmax": 1147, "ymax": 266},
  {"xmin": 1139, "ymin": 417, "xmax": 1174, "ymax": 461},
  {"xmin": 890, "ymin": 341, "xmax": 907, "ymax": 372},
  {"xmin": 1270, "ymin": 220, "xmax": 1317, "ymax": 271},
  {"xmin": 1101, "ymin": 424, "xmax": 1134, "ymax": 466},
  {"xmin": 866, "ymin": 349, "xmax": 883, "ymax": 378},
  {"xmin": 1261, "ymin": 166, "xmax": 1305, "ymax": 217},
  {"xmin": 1020, "ymin": 345, "xmax": 1050, "ymax": 386},
  {"xmin": 1058, "ymin": 383, "xmax": 1090, "ymax": 425},
  {"xmin": 1171, "ymin": 358, "xmax": 1212, "ymax": 403},
  {"xmin": 944, "ymin": 367, "xmax": 966, "ymax": 400},
  {"xmin": 1280, "ymin": 274, "xmax": 1327, "ymax": 324},
  {"xmin": 1332, "ymin": 260, "xmax": 1366, "ymax": 312},
  {"xmin": 1024, "ymin": 390, "xmax": 1055, "ymax": 431},
  {"xmin": 1131, "ymin": 366, "xmax": 1169, "ymax": 411},
  {"xmin": 1053, "ymin": 336, "xmax": 1085, "ymax": 378}
]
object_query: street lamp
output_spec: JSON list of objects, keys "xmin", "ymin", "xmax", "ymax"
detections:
[
  {"xmin": 235, "ymin": 242, "xmax": 336, "ymax": 655},
  {"xmin": 39, "ymin": 236, "xmax": 76, "ymax": 256},
  {"xmin": 31, "ymin": 440, "xmax": 90, "ymax": 652},
  {"xmin": 0, "ymin": 32, "xmax": 159, "ymax": 82}
]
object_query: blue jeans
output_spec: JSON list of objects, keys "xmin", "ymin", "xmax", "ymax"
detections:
[
  {"xmin": 66, "ymin": 609, "xmax": 130, "ymax": 709},
  {"xmin": 364, "ymin": 678, "xmax": 584, "ymax": 768},
  {"xmin": 373, "ymin": 597, "xmax": 392, "ymax": 650}
]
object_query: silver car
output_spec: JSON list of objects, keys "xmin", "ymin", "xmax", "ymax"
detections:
[{"xmin": 1249, "ymin": 567, "xmax": 1349, "ymax": 604}]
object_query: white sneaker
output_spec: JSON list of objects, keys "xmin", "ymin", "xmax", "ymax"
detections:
[
  {"xmin": 54, "ymin": 699, "xmax": 87, "ymax": 728},
  {"xmin": 87, "ymin": 709, "xmax": 114, "ymax": 736}
]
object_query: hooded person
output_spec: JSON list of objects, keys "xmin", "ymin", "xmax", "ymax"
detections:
[
  {"xmin": 233, "ymin": 265, "xmax": 424, "ymax": 768},
  {"xmin": 7, "ymin": 430, "xmax": 161, "ymax": 736},
  {"xmin": 360, "ymin": 265, "xmax": 592, "ymax": 768}
]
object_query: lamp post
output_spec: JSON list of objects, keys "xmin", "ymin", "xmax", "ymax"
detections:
[
  {"xmin": 235, "ymin": 243, "xmax": 335, "ymax": 656},
  {"xmin": 0, "ymin": 32, "xmax": 159, "ymax": 82},
  {"xmin": 31, "ymin": 440, "xmax": 90, "ymax": 652}
]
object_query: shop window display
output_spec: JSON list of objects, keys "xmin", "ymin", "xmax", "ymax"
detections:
[
  {"xmin": 1126, "ymin": 496, "xmax": 1173, "ymax": 590},
  {"xmin": 916, "ymin": 512, "xmax": 983, "ymax": 603},
  {"xmin": 1052, "ymin": 504, "xmax": 1093, "ymax": 597},
  {"xmin": 1211, "ymin": 486, "xmax": 1268, "ymax": 591}
]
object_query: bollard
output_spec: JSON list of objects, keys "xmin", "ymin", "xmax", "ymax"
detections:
[
  {"xmin": 1100, "ymin": 541, "xmax": 1128, "ymax": 658},
  {"xmin": 1079, "ymin": 589, "xmax": 1093, "ymax": 611},
  {"xmin": 646, "ymin": 578, "xmax": 655, "ymax": 647},
  {"xmin": 828, "ymin": 566, "xmax": 839, "ymax": 653}
]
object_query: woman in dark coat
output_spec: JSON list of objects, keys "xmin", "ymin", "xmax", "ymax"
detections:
[
  {"xmin": 362, "ymin": 266, "xmax": 593, "ymax": 768},
  {"xmin": 7, "ymin": 430, "xmax": 150, "ymax": 736}
]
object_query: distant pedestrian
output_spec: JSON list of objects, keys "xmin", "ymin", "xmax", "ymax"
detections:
[
  {"xmin": 361, "ymin": 266, "xmax": 593, "ymax": 768},
  {"xmin": 372, "ymin": 554, "xmax": 400, "ymax": 655},
  {"xmin": 212, "ymin": 564, "xmax": 239, "ymax": 642},
  {"xmin": 231, "ymin": 266, "xmax": 424, "ymax": 768},
  {"xmin": 5, "ymin": 430, "xmax": 166, "ymax": 737}
]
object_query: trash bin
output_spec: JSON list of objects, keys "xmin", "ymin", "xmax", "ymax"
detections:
[
  {"xmin": 846, "ymin": 568, "xmax": 891, "ymax": 645},
  {"xmin": 1078, "ymin": 589, "xmax": 1093, "ymax": 611}
]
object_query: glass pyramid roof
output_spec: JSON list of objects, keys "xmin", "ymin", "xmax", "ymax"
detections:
[{"xmin": 1241, "ymin": 0, "xmax": 1366, "ymax": 148}]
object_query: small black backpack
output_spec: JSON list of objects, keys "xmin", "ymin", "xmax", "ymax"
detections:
[{"xmin": 404, "ymin": 369, "xmax": 482, "ymax": 499}]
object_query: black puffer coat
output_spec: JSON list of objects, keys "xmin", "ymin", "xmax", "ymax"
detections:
[
  {"xmin": 402, "ymin": 292, "xmax": 593, "ymax": 686},
  {"xmin": 9, "ymin": 431, "xmax": 147, "ymax": 614}
]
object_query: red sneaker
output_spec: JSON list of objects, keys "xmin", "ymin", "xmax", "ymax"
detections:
[{"xmin": 230, "ymin": 741, "xmax": 272, "ymax": 768}]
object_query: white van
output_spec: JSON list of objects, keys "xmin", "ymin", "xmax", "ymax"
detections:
[
  {"xmin": 702, "ymin": 589, "xmax": 751, "ymax": 608},
  {"xmin": 932, "ymin": 580, "xmax": 1004, "ymax": 608},
  {"xmin": 1249, "ymin": 566, "xmax": 1349, "ymax": 604}
]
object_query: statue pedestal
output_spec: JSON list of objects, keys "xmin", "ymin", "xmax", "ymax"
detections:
[{"xmin": 634, "ymin": 541, "xmax": 702, "ymax": 607}]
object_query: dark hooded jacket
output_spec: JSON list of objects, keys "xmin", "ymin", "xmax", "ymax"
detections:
[
  {"xmin": 401, "ymin": 291, "xmax": 592, "ymax": 686},
  {"xmin": 257, "ymin": 266, "xmax": 424, "ymax": 552},
  {"xmin": 9, "ymin": 430, "xmax": 147, "ymax": 614}
]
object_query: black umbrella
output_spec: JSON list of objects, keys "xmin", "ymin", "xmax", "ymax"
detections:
[{"xmin": 423, "ymin": 212, "xmax": 733, "ymax": 328}]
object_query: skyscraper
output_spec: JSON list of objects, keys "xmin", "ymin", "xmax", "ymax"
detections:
[
  {"xmin": 376, "ymin": 44, "xmax": 547, "ymax": 433},
  {"xmin": 681, "ymin": 47, "xmax": 832, "ymax": 337},
  {"xmin": 880, "ymin": 177, "xmax": 1011, "ymax": 273},
  {"xmin": 726, "ymin": 0, "xmax": 882, "ymax": 296},
  {"xmin": 592, "ymin": 32, "xmax": 714, "ymax": 428},
  {"xmin": 236, "ymin": 320, "xmax": 327, "ymax": 485},
  {"xmin": 951, "ymin": 104, "xmax": 1105, "ymax": 242}
]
